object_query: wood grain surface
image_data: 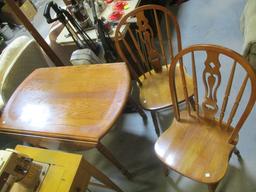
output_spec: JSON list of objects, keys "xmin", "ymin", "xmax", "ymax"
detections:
[
  {"xmin": 139, "ymin": 64, "xmax": 194, "ymax": 110},
  {"xmin": 0, "ymin": 63, "xmax": 130, "ymax": 145},
  {"xmin": 155, "ymin": 111, "xmax": 234, "ymax": 184}
]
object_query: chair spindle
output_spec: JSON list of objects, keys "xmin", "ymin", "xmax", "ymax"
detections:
[
  {"xmin": 191, "ymin": 51, "xmax": 199, "ymax": 117},
  {"xmin": 219, "ymin": 61, "xmax": 237, "ymax": 127},
  {"xmin": 165, "ymin": 13, "xmax": 174, "ymax": 66},
  {"xmin": 127, "ymin": 28, "xmax": 146, "ymax": 64},
  {"xmin": 136, "ymin": 32, "xmax": 153, "ymax": 75},
  {"xmin": 153, "ymin": 9, "xmax": 168, "ymax": 68},
  {"xmin": 179, "ymin": 61, "xmax": 191, "ymax": 115},
  {"xmin": 122, "ymin": 38, "xmax": 146, "ymax": 78},
  {"xmin": 226, "ymin": 74, "xmax": 249, "ymax": 130},
  {"xmin": 169, "ymin": 65, "xmax": 181, "ymax": 120}
]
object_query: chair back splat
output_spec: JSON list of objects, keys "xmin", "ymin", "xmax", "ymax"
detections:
[
  {"xmin": 115, "ymin": 5, "xmax": 182, "ymax": 85},
  {"xmin": 169, "ymin": 44, "xmax": 256, "ymax": 144}
]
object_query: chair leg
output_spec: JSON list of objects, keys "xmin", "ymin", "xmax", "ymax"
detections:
[
  {"xmin": 83, "ymin": 159, "xmax": 124, "ymax": 192},
  {"xmin": 189, "ymin": 96, "xmax": 196, "ymax": 111},
  {"xmin": 97, "ymin": 142, "xmax": 132, "ymax": 179},
  {"xmin": 234, "ymin": 147, "xmax": 242, "ymax": 160},
  {"xmin": 129, "ymin": 96, "xmax": 147, "ymax": 123},
  {"xmin": 208, "ymin": 182, "xmax": 219, "ymax": 192},
  {"xmin": 162, "ymin": 164, "xmax": 169, "ymax": 176},
  {"xmin": 150, "ymin": 111, "xmax": 160, "ymax": 137}
]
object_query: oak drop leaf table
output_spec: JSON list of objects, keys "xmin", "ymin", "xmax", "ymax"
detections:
[{"xmin": 0, "ymin": 63, "xmax": 131, "ymax": 178}]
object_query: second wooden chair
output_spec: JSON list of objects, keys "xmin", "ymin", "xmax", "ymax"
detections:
[
  {"xmin": 114, "ymin": 5, "xmax": 194, "ymax": 136},
  {"xmin": 155, "ymin": 44, "xmax": 256, "ymax": 191}
]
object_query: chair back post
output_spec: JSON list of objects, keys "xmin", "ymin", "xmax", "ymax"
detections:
[
  {"xmin": 169, "ymin": 61, "xmax": 180, "ymax": 120},
  {"xmin": 228, "ymin": 72, "xmax": 256, "ymax": 144}
]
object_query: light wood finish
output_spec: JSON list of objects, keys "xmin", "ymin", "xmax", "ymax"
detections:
[
  {"xmin": 15, "ymin": 145, "xmax": 123, "ymax": 192},
  {"xmin": 219, "ymin": 61, "xmax": 236, "ymax": 125},
  {"xmin": 0, "ymin": 63, "xmax": 130, "ymax": 143},
  {"xmin": 139, "ymin": 65, "xmax": 193, "ymax": 110},
  {"xmin": 0, "ymin": 63, "xmax": 131, "ymax": 178},
  {"xmin": 155, "ymin": 111, "xmax": 234, "ymax": 183},
  {"xmin": 115, "ymin": 5, "xmax": 194, "ymax": 135},
  {"xmin": 155, "ymin": 44, "xmax": 256, "ymax": 191},
  {"xmin": 5, "ymin": 0, "xmax": 65, "ymax": 67}
]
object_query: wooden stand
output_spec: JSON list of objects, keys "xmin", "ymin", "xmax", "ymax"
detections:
[{"xmin": 15, "ymin": 145, "xmax": 123, "ymax": 192}]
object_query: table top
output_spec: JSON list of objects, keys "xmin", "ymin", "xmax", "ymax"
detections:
[
  {"xmin": 56, "ymin": 0, "xmax": 140, "ymax": 45},
  {"xmin": 0, "ymin": 63, "xmax": 130, "ymax": 144}
]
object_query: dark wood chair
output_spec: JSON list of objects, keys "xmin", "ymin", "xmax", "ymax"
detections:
[
  {"xmin": 155, "ymin": 44, "xmax": 256, "ymax": 191},
  {"xmin": 114, "ymin": 5, "xmax": 194, "ymax": 136}
]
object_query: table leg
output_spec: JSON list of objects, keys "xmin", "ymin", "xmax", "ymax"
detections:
[
  {"xmin": 97, "ymin": 142, "xmax": 132, "ymax": 179},
  {"xmin": 189, "ymin": 96, "xmax": 196, "ymax": 111},
  {"xmin": 207, "ymin": 182, "xmax": 219, "ymax": 192},
  {"xmin": 82, "ymin": 159, "xmax": 124, "ymax": 192},
  {"xmin": 151, "ymin": 111, "xmax": 160, "ymax": 137},
  {"xmin": 128, "ymin": 96, "xmax": 147, "ymax": 122}
]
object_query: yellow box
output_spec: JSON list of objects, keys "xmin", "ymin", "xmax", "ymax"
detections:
[{"xmin": 1, "ymin": 0, "xmax": 37, "ymax": 24}]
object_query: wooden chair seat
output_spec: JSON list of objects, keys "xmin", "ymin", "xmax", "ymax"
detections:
[
  {"xmin": 139, "ymin": 65, "xmax": 194, "ymax": 110},
  {"xmin": 155, "ymin": 111, "xmax": 235, "ymax": 184}
]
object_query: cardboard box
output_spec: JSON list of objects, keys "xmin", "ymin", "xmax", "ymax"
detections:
[{"xmin": 1, "ymin": 0, "xmax": 37, "ymax": 25}]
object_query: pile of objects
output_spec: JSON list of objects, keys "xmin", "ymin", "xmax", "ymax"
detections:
[{"xmin": 44, "ymin": 0, "xmax": 118, "ymax": 64}]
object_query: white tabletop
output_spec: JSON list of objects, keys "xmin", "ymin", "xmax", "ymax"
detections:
[{"xmin": 56, "ymin": 0, "xmax": 140, "ymax": 46}]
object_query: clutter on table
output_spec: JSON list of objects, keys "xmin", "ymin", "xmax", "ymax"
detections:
[
  {"xmin": 109, "ymin": 1, "xmax": 129, "ymax": 21},
  {"xmin": 69, "ymin": 0, "xmax": 93, "ymax": 29},
  {"xmin": 44, "ymin": 1, "xmax": 100, "ymax": 55},
  {"xmin": 109, "ymin": 10, "xmax": 124, "ymax": 21}
]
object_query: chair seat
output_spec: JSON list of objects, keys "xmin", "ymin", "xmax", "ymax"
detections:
[
  {"xmin": 154, "ymin": 111, "xmax": 235, "ymax": 184},
  {"xmin": 139, "ymin": 65, "xmax": 194, "ymax": 110}
]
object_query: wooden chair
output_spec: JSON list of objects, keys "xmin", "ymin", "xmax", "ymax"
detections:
[
  {"xmin": 154, "ymin": 44, "xmax": 256, "ymax": 191},
  {"xmin": 115, "ymin": 5, "xmax": 194, "ymax": 136}
]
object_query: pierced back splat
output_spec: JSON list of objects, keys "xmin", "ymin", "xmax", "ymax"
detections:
[
  {"xmin": 115, "ymin": 5, "xmax": 183, "ymax": 85},
  {"xmin": 136, "ymin": 11, "xmax": 162, "ymax": 73},
  {"xmin": 202, "ymin": 51, "xmax": 221, "ymax": 119}
]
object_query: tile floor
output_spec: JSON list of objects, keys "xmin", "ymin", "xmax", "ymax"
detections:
[{"xmin": 1, "ymin": 0, "xmax": 256, "ymax": 191}]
